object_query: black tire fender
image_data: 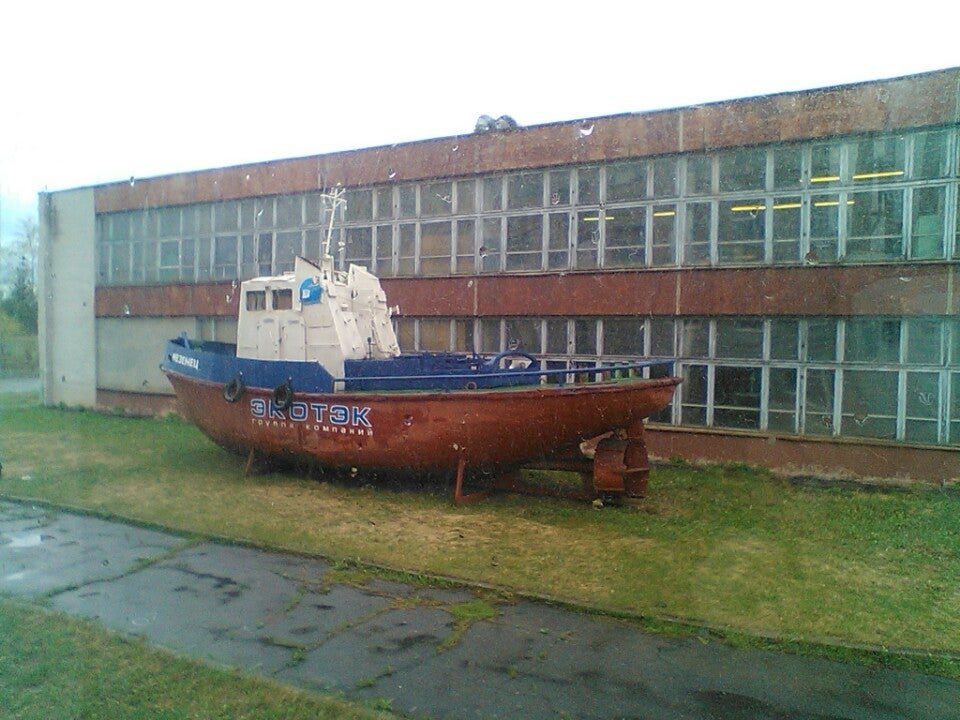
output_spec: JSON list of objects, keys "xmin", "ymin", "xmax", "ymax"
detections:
[
  {"xmin": 272, "ymin": 380, "xmax": 294, "ymax": 410},
  {"xmin": 223, "ymin": 375, "xmax": 245, "ymax": 403}
]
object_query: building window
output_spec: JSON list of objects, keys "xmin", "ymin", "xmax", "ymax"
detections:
[
  {"xmin": 719, "ymin": 200, "xmax": 765, "ymax": 263},
  {"xmin": 606, "ymin": 160, "xmax": 648, "ymax": 203},
  {"xmin": 846, "ymin": 189, "xmax": 903, "ymax": 261},
  {"xmin": 684, "ymin": 202, "xmax": 712, "ymax": 265},
  {"xmin": 910, "ymin": 186, "xmax": 946, "ymax": 259},
  {"xmin": 505, "ymin": 215, "xmax": 543, "ymax": 271},
  {"xmin": 420, "ymin": 221, "xmax": 452, "ymax": 276},
  {"xmin": 603, "ymin": 207, "xmax": 646, "ymax": 268},
  {"xmin": 651, "ymin": 206, "xmax": 677, "ymax": 265},
  {"xmin": 508, "ymin": 173, "xmax": 543, "ymax": 210}
]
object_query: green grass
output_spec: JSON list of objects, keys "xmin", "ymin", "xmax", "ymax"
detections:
[
  {"xmin": 0, "ymin": 598, "xmax": 390, "ymax": 720},
  {"xmin": 2, "ymin": 397, "xmax": 959, "ymax": 668},
  {"xmin": 0, "ymin": 334, "xmax": 38, "ymax": 377}
]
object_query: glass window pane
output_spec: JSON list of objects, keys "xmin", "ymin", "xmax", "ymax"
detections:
[
  {"xmin": 549, "ymin": 170, "xmax": 570, "ymax": 207},
  {"xmin": 453, "ymin": 319, "xmax": 474, "ymax": 353},
  {"xmin": 606, "ymin": 161, "xmax": 647, "ymax": 203},
  {"xmin": 719, "ymin": 148, "xmax": 765, "ymax": 193},
  {"xmin": 482, "ymin": 177, "xmax": 502, "ymax": 212},
  {"xmin": 714, "ymin": 366, "xmax": 761, "ymax": 429},
  {"xmin": 375, "ymin": 225, "xmax": 393, "ymax": 276},
  {"xmin": 253, "ymin": 200, "xmax": 272, "ymax": 229},
  {"xmin": 420, "ymin": 221, "xmax": 452, "ymax": 276},
  {"xmin": 546, "ymin": 319, "xmax": 568, "ymax": 355},
  {"xmin": 651, "ymin": 206, "xmax": 676, "ymax": 266},
  {"xmin": 505, "ymin": 317, "xmax": 540, "ymax": 352},
  {"xmin": 419, "ymin": 319, "xmax": 449, "ymax": 352},
  {"xmin": 398, "ymin": 224, "xmax": 416, "ymax": 276},
  {"xmin": 213, "ymin": 235, "xmax": 237, "ymax": 278},
  {"xmin": 810, "ymin": 143, "xmax": 841, "ymax": 186},
  {"xmin": 773, "ymin": 146, "xmax": 802, "ymax": 189},
  {"xmin": 547, "ymin": 213, "xmax": 569, "ymax": 269},
  {"xmin": 770, "ymin": 319, "xmax": 799, "ymax": 360},
  {"xmin": 684, "ymin": 202, "xmax": 711, "ymax": 265},
  {"xmin": 912, "ymin": 130, "xmax": 951, "ymax": 179},
  {"xmin": 841, "ymin": 369, "xmax": 898, "ymax": 439},
  {"xmin": 399, "ymin": 186, "xmax": 416, "ymax": 218},
  {"xmin": 508, "ymin": 173, "xmax": 543, "ymax": 210},
  {"xmin": 810, "ymin": 195, "xmax": 840, "ymax": 262},
  {"xmin": 681, "ymin": 364, "xmax": 708, "ymax": 425},
  {"xmin": 506, "ymin": 215, "xmax": 542, "ymax": 271},
  {"xmin": 603, "ymin": 317, "xmax": 644, "ymax": 356},
  {"xmin": 375, "ymin": 188, "xmax": 394, "ymax": 219},
  {"xmin": 682, "ymin": 319, "xmax": 709, "ymax": 358},
  {"xmin": 905, "ymin": 371, "xmax": 940, "ymax": 443},
  {"xmin": 719, "ymin": 200, "xmax": 765, "ymax": 263},
  {"xmin": 652, "ymin": 157, "xmax": 677, "ymax": 198},
  {"xmin": 847, "ymin": 189, "xmax": 903, "ymax": 261},
  {"xmin": 480, "ymin": 318, "xmax": 501, "ymax": 352},
  {"xmin": 576, "ymin": 211, "xmax": 599, "ymax": 269},
  {"xmin": 851, "ymin": 135, "xmax": 905, "ymax": 183},
  {"xmin": 805, "ymin": 368, "xmax": 835, "ymax": 435},
  {"xmin": 772, "ymin": 198, "xmax": 801, "ymax": 263},
  {"xmin": 214, "ymin": 201, "xmax": 239, "ymax": 232},
  {"xmin": 577, "ymin": 167, "xmax": 600, "ymax": 205},
  {"xmin": 715, "ymin": 318, "xmax": 763, "ymax": 359},
  {"xmin": 422, "ymin": 182, "xmax": 453, "ymax": 217},
  {"xmin": 951, "ymin": 372, "xmax": 960, "ymax": 444},
  {"xmin": 650, "ymin": 319, "xmax": 675, "ymax": 356},
  {"xmin": 451, "ymin": 180, "xmax": 473, "ymax": 215},
  {"xmin": 179, "ymin": 238, "xmax": 195, "ymax": 282},
  {"xmin": 906, "ymin": 318, "xmax": 942, "ymax": 364},
  {"xmin": 159, "ymin": 240, "xmax": 179, "ymax": 268},
  {"xmin": 686, "ymin": 156, "xmax": 712, "ymax": 195},
  {"xmin": 807, "ymin": 319, "xmax": 837, "ymax": 362},
  {"xmin": 454, "ymin": 220, "xmax": 474, "ymax": 274},
  {"xmin": 603, "ymin": 206, "xmax": 646, "ymax": 268},
  {"xmin": 277, "ymin": 195, "xmax": 303, "ymax": 227},
  {"xmin": 304, "ymin": 193, "xmax": 322, "ymax": 224},
  {"xmin": 911, "ymin": 186, "xmax": 945, "ymax": 259},
  {"xmin": 158, "ymin": 208, "xmax": 180, "ymax": 237},
  {"xmin": 845, "ymin": 318, "xmax": 900, "ymax": 363},
  {"xmin": 396, "ymin": 318, "xmax": 415, "ymax": 351},
  {"xmin": 768, "ymin": 367, "xmax": 798, "ymax": 433},
  {"xmin": 344, "ymin": 227, "xmax": 373, "ymax": 268},
  {"xmin": 480, "ymin": 218, "xmax": 501, "ymax": 273},
  {"xmin": 272, "ymin": 289, "xmax": 293, "ymax": 310},
  {"xmin": 275, "ymin": 231, "xmax": 301, "ymax": 273},
  {"xmin": 574, "ymin": 319, "xmax": 596, "ymax": 355}
]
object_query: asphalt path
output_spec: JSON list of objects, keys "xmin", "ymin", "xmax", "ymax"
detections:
[{"xmin": 1, "ymin": 499, "xmax": 957, "ymax": 720}]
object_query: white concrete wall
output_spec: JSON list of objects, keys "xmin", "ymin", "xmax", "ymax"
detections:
[
  {"xmin": 96, "ymin": 317, "xmax": 199, "ymax": 394},
  {"xmin": 38, "ymin": 190, "xmax": 97, "ymax": 407}
]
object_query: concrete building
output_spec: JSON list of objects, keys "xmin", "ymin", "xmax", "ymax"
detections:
[{"xmin": 39, "ymin": 68, "xmax": 960, "ymax": 482}]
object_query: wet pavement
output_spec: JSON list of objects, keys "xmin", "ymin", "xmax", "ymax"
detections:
[{"xmin": 1, "ymin": 499, "xmax": 958, "ymax": 720}]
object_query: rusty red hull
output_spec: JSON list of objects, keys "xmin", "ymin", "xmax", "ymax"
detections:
[{"xmin": 165, "ymin": 372, "xmax": 680, "ymax": 474}]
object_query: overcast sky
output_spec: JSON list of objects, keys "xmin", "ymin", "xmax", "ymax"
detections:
[{"xmin": 1, "ymin": 0, "xmax": 957, "ymax": 250}]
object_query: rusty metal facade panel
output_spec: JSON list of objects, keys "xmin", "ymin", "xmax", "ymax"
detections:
[
  {"xmin": 94, "ymin": 69, "xmax": 960, "ymax": 214},
  {"xmin": 646, "ymin": 428, "xmax": 959, "ymax": 484},
  {"xmin": 95, "ymin": 264, "xmax": 956, "ymax": 319}
]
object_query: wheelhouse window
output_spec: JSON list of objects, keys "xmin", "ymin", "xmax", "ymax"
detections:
[
  {"xmin": 246, "ymin": 291, "xmax": 266, "ymax": 311},
  {"xmin": 272, "ymin": 289, "xmax": 293, "ymax": 310}
]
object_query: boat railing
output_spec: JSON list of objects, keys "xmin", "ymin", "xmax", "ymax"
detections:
[{"xmin": 337, "ymin": 359, "xmax": 675, "ymax": 389}]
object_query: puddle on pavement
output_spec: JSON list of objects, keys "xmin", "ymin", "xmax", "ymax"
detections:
[{"xmin": 3, "ymin": 533, "xmax": 53, "ymax": 548}]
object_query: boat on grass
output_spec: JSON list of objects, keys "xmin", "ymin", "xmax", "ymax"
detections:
[{"xmin": 160, "ymin": 197, "xmax": 680, "ymax": 502}]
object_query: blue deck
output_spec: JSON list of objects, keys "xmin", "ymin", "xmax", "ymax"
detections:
[{"xmin": 160, "ymin": 336, "xmax": 670, "ymax": 393}]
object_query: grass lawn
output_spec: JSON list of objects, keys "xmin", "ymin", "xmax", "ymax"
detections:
[
  {"xmin": 1, "ymin": 392, "xmax": 959, "ymax": 670},
  {"xmin": 0, "ymin": 598, "xmax": 392, "ymax": 719}
]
